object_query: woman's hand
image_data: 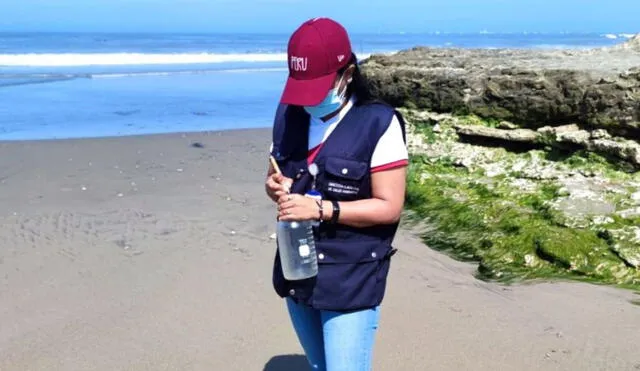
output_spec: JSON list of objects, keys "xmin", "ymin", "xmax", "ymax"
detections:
[
  {"xmin": 265, "ymin": 172, "xmax": 292, "ymax": 203},
  {"xmin": 277, "ymin": 193, "xmax": 321, "ymax": 222}
]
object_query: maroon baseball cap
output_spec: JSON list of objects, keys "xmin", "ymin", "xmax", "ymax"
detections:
[{"xmin": 280, "ymin": 17, "xmax": 353, "ymax": 106}]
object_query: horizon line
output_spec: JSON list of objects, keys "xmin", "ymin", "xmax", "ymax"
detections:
[{"xmin": 0, "ymin": 30, "xmax": 638, "ymax": 35}]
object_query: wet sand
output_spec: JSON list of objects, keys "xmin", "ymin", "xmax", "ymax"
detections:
[{"xmin": 1, "ymin": 129, "xmax": 639, "ymax": 370}]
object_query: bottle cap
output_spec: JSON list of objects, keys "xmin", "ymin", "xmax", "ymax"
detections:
[{"xmin": 305, "ymin": 189, "xmax": 322, "ymax": 200}]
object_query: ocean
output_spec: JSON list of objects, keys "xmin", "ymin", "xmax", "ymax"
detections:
[{"xmin": 0, "ymin": 32, "xmax": 634, "ymax": 141}]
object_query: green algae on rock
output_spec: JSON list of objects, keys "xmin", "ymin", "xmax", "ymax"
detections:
[{"xmin": 402, "ymin": 108, "xmax": 640, "ymax": 288}]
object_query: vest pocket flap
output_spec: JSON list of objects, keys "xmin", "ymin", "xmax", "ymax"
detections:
[
  {"xmin": 316, "ymin": 240, "xmax": 389, "ymax": 264},
  {"xmin": 324, "ymin": 157, "xmax": 368, "ymax": 180}
]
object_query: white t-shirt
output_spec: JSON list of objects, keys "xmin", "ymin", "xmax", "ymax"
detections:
[{"xmin": 272, "ymin": 98, "xmax": 408, "ymax": 173}]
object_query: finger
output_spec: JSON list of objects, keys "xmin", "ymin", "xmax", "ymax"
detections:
[
  {"xmin": 278, "ymin": 213, "xmax": 290, "ymax": 221},
  {"xmin": 277, "ymin": 192, "xmax": 297, "ymax": 201},
  {"xmin": 271, "ymin": 173, "xmax": 284, "ymax": 183},
  {"xmin": 269, "ymin": 177, "xmax": 292, "ymax": 192},
  {"xmin": 277, "ymin": 193, "xmax": 295, "ymax": 204},
  {"xmin": 278, "ymin": 209, "xmax": 297, "ymax": 221},
  {"xmin": 281, "ymin": 177, "xmax": 293, "ymax": 185},
  {"xmin": 274, "ymin": 190, "xmax": 289, "ymax": 198},
  {"xmin": 272, "ymin": 192, "xmax": 285, "ymax": 202},
  {"xmin": 280, "ymin": 177, "xmax": 293, "ymax": 191},
  {"xmin": 268, "ymin": 180, "xmax": 287, "ymax": 193},
  {"xmin": 265, "ymin": 177, "xmax": 277, "ymax": 190},
  {"xmin": 278, "ymin": 200, "xmax": 300, "ymax": 214},
  {"xmin": 278, "ymin": 201, "xmax": 296, "ymax": 211}
]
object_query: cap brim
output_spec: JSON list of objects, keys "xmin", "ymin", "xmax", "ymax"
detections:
[{"xmin": 279, "ymin": 72, "xmax": 336, "ymax": 106}]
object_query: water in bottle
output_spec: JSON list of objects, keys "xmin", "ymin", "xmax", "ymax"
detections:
[{"xmin": 277, "ymin": 219, "xmax": 318, "ymax": 280}]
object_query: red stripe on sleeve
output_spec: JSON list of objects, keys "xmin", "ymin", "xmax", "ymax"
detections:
[{"xmin": 371, "ymin": 159, "xmax": 409, "ymax": 173}]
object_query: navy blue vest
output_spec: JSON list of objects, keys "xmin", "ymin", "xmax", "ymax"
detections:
[{"xmin": 270, "ymin": 101, "xmax": 406, "ymax": 312}]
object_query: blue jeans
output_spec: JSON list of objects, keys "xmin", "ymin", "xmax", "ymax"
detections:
[{"xmin": 285, "ymin": 297, "xmax": 380, "ymax": 371}]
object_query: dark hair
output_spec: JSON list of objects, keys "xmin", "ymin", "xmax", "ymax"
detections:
[
  {"xmin": 338, "ymin": 53, "xmax": 381, "ymax": 106},
  {"xmin": 338, "ymin": 53, "xmax": 404, "ymax": 140}
]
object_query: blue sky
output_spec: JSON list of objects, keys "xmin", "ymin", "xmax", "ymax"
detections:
[{"xmin": 1, "ymin": 0, "xmax": 639, "ymax": 34}]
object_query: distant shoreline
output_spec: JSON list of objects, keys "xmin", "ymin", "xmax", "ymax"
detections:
[{"xmin": 0, "ymin": 127, "xmax": 273, "ymax": 144}]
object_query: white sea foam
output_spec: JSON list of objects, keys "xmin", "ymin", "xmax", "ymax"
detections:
[
  {"xmin": 92, "ymin": 67, "xmax": 289, "ymax": 78},
  {"xmin": 0, "ymin": 52, "xmax": 288, "ymax": 67},
  {"xmin": 529, "ymin": 44, "xmax": 593, "ymax": 50},
  {"xmin": 0, "ymin": 52, "xmax": 378, "ymax": 67}
]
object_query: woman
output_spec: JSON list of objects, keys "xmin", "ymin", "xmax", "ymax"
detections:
[{"xmin": 265, "ymin": 17, "xmax": 408, "ymax": 371}]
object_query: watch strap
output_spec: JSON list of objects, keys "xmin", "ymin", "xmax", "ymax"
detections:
[{"xmin": 330, "ymin": 200, "xmax": 340, "ymax": 224}]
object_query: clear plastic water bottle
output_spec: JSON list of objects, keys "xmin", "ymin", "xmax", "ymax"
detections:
[{"xmin": 277, "ymin": 219, "xmax": 318, "ymax": 280}]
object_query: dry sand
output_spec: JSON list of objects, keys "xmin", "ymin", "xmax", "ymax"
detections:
[{"xmin": 1, "ymin": 129, "xmax": 639, "ymax": 371}]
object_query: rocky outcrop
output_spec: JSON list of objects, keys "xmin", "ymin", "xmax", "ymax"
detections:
[
  {"xmin": 451, "ymin": 123, "xmax": 640, "ymax": 167},
  {"xmin": 361, "ymin": 37, "xmax": 640, "ymax": 140},
  {"xmin": 379, "ymin": 37, "xmax": 640, "ymax": 286},
  {"xmin": 455, "ymin": 125, "xmax": 538, "ymax": 143}
]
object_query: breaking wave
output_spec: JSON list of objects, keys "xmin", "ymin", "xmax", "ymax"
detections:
[{"xmin": 0, "ymin": 52, "xmax": 289, "ymax": 67}]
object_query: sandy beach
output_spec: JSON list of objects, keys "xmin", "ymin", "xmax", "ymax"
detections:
[{"xmin": 1, "ymin": 129, "xmax": 639, "ymax": 371}]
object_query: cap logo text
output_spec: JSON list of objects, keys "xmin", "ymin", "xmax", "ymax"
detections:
[
  {"xmin": 290, "ymin": 56, "xmax": 308, "ymax": 72},
  {"xmin": 337, "ymin": 55, "xmax": 345, "ymax": 62}
]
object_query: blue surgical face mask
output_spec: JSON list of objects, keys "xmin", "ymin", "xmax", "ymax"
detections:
[{"xmin": 304, "ymin": 76, "xmax": 348, "ymax": 119}]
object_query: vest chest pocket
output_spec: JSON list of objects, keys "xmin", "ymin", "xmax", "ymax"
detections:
[{"xmin": 322, "ymin": 157, "xmax": 369, "ymax": 200}]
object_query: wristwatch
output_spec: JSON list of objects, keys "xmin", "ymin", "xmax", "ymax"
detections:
[{"xmin": 330, "ymin": 200, "xmax": 340, "ymax": 224}]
